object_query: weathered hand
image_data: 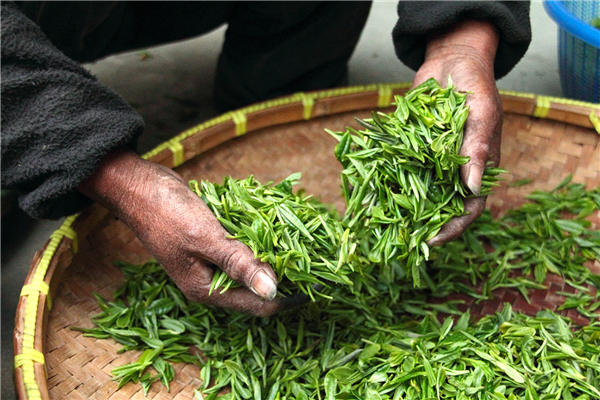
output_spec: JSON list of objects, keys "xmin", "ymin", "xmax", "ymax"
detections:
[
  {"xmin": 412, "ymin": 19, "xmax": 503, "ymax": 246},
  {"xmin": 79, "ymin": 148, "xmax": 294, "ymax": 317}
]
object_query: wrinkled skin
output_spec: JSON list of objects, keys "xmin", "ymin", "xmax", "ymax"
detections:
[
  {"xmin": 79, "ymin": 148, "xmax": 293, "ymax": 317},
  {"xmin": 79, "ymin": 19, "xmax": 502, "ymax": 315},
  {"xmin": 413, "ymin": 19, "xmax": 503, "ymax": 246}
]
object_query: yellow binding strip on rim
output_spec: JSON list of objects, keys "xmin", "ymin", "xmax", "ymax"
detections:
[
  {"xmin": 20, "ymin": 282, "xmax": 49, "ymax": 296},
  {"xmin": 14, "ymin": 349, "xmax": 45, "ymax": 368},
  {"xmin": 312, "ymin": 82, "xmax": 411, "ymax": 101},
  {"xmin": 498, "ymin": 90, "xmax": 535, "ymax": 98},
  {"xmin": 165, "ymin": 139, "xmax": 185, "ymax": 167},
  {"xmin": 142, "ymin": 83, "xmax": 599, "ymax": 163},
  {"xmin": 538, "ymin": 95, "xmax": 600, "ymax": 109},
  {"xmin": 497, "ymin": 89, "xmax": 600, "ymax": 111},
  {"xmin": 50, "ymin": 224, "xmax": 78, "ymax": 254},
  {"xmin": 141, "ymin": 82, "xmax": 413, "ymax": 160},
  {"xmin": 20, "ymin": 282, "xmax": 52, "ymax": 310},
  {"xmin": 294, "ymin": 92, "xmax": 315, "ymax": 120},
  {"xmin": 229, "ymin": 110, "xmax": 247, "ymax": 136},
  {"xmin": 378, "ymin": 84, "xmax": 393, "ymax": 108},
  {"xmin": 532, "ymin": 94, "xmax": 600, "ymax": 119},
  {"xmin": 142, "ymin": 111, "xmax": 236, "ymax": 160},
  {"xmin": 590, "ymin": 110, "xmax": 600, "ymax": 134},
  {"xmin": 533, "ymin": 96, "xmax": 551, "ymax": 119},
  {"xmin": 16, "ymin": 214, "xmax": 78, "ymax": 400}
]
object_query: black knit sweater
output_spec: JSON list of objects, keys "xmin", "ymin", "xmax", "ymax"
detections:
[
  {"xmin": 1, "ymin": 1, "xmax": 144, "ymax": 219},
  {"xmin": 1, "ymin": 1, "xmax": 531, "ymax": 220}
]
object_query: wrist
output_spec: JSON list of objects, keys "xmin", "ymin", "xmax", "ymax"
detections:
[
  {"xmin": 78, "ymin": 147, "xmax": 150, "ymax": 217},
  {"xmin": 424, "ymin": 19, "xmax": 500, "ymax": 69}
]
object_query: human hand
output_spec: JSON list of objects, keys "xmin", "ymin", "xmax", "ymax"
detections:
[
  {"xmin": 79, "ymin": 147, "xmax": 297, "ymax": 317},
  {"xmin": 412, "ymin": 19, "xmax": 502, "ymax": 246}
]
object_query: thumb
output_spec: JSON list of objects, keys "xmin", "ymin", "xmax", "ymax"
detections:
[
  {"xmin": 459, "ymin": 88, "xmax": 503, "ymax": 196},
  {"xmin": 206, "ymin": 233, "xmax": 279, "ymax": 301}
]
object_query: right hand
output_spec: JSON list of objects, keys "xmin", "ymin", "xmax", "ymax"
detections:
[
  {"xmin": 411, "ymin": 19, "xmax": 503, "ymax": 247},
  {"xmin": 79, "ymin": 147, "xmax": 295, "ymax": 317}
]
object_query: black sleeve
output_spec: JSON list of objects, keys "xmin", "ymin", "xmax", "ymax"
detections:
[
  {"xmin": 1, "ymin": 2, "xmax": 144, "ymax": 220},
  {"xmin": 392, "ymin": 1, "xmax": 531, "ymax": 79}
]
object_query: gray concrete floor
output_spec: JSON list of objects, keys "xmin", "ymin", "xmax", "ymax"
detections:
[{"xmin": 1, "ymin": 1, "xmax": 562, "ymax": 398}]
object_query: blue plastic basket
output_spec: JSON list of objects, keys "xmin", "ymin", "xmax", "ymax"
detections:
[{"xmin": 544, "ymin": 1, "xmax": 600, "ymax": 102}]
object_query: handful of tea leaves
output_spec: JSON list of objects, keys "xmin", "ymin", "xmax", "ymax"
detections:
[
  {"xmin": 189, "ymin": 174, "xmax": 359, "ymax": 300},
  {"xmin": 329, "ymin": 78, "xmax": 504, "ymax": 287}
]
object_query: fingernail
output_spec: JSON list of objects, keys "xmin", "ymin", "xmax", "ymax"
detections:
[
  {"xmin": 250, "ymin": 270, "xmax": 277, "ymax": 301},
  {"xmin": 467, "ymin": 164, "xmax": 483, "ymax": 196}
]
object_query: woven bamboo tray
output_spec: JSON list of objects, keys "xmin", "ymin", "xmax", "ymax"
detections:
[{"xmin": 13, "ymin": 83, "xmax": 600, "ymax": 400}]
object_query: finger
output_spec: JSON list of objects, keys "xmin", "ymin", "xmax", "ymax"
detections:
[
  {"xmin": 203, "ymin": 253, "xmax": 316, "ymax": 313},
  {"xmin": 200, "ymin": 231, "xmax": 279, "ymax": 301},
  {"xmin": 459, "ymin": 88, "xmax": 503, "ymax": 196},
  {"xmin": 426, "ymin": 197, "xmax": 486, "ymax": 247},
  {"xmin": 171, "ymin": 257, "xmax": 278, "ymax": 316},
  {"xmin": 173, "ymin": 258, "xmax": 309, "ymax": 317},
  {"xmin": 209, "ymin": 287, "xmax": 314, "ymax": 317}
]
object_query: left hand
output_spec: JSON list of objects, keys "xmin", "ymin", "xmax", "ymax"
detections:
[
  {"xmin": 412, "ymin": 19, "xmax": 503, "ymax": 246},
  {"xmin": 78, "ymin": 147, "xmax": 298, "ymax": 318}
]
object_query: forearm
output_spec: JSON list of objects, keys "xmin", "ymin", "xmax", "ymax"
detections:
[
  {"xmin": 1, "ymin": 2, "xmax": 144, "ymax": 219},
  {"xmin": 78, "ymin": 147, "xmax": 151, "ymax": 218}
]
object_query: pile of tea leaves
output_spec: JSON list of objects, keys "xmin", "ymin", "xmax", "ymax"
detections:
[{"xmin": 78, "ymin": 256, "xmax": 600, "ymax": 400}]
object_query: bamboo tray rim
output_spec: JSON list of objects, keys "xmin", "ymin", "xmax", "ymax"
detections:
[{"xmin": 12, "ymin": 82, "xmax": 600, "ymax": 400}]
